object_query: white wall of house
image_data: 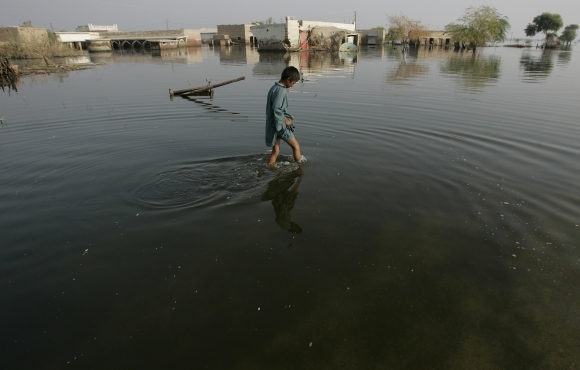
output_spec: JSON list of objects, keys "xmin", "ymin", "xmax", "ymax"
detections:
[
  {"xmin": 299, "ymin": 21, "xmax": 356, "ymax": 32},
  {"xmin": 56, "ymin": 32, "xmax": 99, "ymax": 42},
  {"xmin": 287, "ymin": 18, "xmax": 300, "ymax": 47}
]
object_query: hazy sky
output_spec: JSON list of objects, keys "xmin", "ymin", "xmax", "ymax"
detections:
[{"xmin": 2, "ymin": 0, "xmax": 578, "ymax": 38}]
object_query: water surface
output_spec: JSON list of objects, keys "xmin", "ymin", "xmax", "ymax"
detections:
[{"xmin": 1, "ymin": 45, "xmax": 579, "ymax": 369}]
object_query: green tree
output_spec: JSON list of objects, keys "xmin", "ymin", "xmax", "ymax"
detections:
[
  {"xmin": 524, "ymin": 13, "xmax": 564, "ymax": 46},
  {"xmin": 20, "ymin": 20, "xmax": 33, "ymax": 27},
  {"xmin": 559, "ymin": 24, "xmax": 578, "ymax": 46},
  {"xmin": 444, "ymin": 6, "xmax": 510, "ymax": 52}
]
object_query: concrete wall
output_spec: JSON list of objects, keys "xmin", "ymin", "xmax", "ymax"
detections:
[
  {"xmin": 0, "ymin": 27, "xmax": 48, "ymax": 44},
  {"xmin": 183, "ymin": 29, "xmax": 201, "ymax": 46},
  {"xmin": 299, "ymin": 21, "xmax": 356, "ymax": 32},
  {"xmin": 56, "ymin": 32, "xmax": 100, "ymax": 42},
  {"xmin": 17, "ymin": 27, "xmax": 48, "ymax": 43},
  {"xmin": 287, "ymin": 19, "xmax": 300, "ymax": 48},
  {"xmin": 417, "ymin": 30, "xmax": 451, "ymax": 46},
  {"xmin": 250, "ymin": 24, "xmax": 287, "ymax": 50},
  {"xmin": 357, "ymin": 29, "xmax": 386, "ymax": 45},
  {"xmin": 217, "ymin": 24, "xmax": 253, "ymax": 44},
  {"xmin": 201, "ymin": 33, "xmax": 217, "ymax": 43},
  {"xmin": 0, "ymin": 27, "xmax": 19, "ymax": 43}
]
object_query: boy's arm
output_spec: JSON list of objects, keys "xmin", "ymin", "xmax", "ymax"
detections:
[{"xmin": 272, "ymin": 90, "xmax": 289, "ymax": 131}]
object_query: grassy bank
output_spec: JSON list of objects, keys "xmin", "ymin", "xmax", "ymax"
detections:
[{"xmin": 0, "ymin": 37, "xmax": 86, "ymax": 59}]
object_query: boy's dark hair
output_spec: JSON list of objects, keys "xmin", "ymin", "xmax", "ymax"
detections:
[{"xmin": 281, "ymin": 66, "xmax": 300, "ymax": 82}]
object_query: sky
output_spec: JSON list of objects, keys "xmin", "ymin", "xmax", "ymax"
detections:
[{"xmin": 2, "ymin": 0, "xmax": 578, "ymax": 39}]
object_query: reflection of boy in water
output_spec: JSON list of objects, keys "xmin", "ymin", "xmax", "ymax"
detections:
[{"xmin": 261, "ymin": 168, "xmax": 304, "ymax": 234}]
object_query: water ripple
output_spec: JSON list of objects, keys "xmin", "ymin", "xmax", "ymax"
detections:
[{"xmin": 134, "ymin": 154, "xmax": 302, "ymax": 210}]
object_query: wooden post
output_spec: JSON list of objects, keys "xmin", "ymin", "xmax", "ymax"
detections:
[{"xmin": 169, "ymin": 76, "xmax": 245, "ymax": 97}]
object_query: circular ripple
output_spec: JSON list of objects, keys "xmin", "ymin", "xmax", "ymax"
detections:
[{"xmin": 134, "ymin": 154, "xmax": 302, "ymax": 210}]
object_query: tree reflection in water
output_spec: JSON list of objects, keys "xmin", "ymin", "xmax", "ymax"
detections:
[
  {"xmin": 261, "ymin": 167, "xmax": 304, "ymax": 234},
  {"xmin": 387, "ymin": 59, "xmax": 430, "ymax": 84},
  {"xmin": 519, "ymin": 50, "xmax": 555, "ymax": 82},
  {"xmin": 440, "ymin": 53, "xmax": 501, "ymax": 91},
  {"xmin": 557, "ymin": 49, "xmax": 572, "ymax": 66}
]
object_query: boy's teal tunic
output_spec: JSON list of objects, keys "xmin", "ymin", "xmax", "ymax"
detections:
[{"xmin": 265, "ymin": 82, "xmax": 294, "ymax": 147}]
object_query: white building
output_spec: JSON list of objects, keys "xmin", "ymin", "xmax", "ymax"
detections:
[
  {"xmin": 250, "ymin": 17, "xmax": 357, "ymax": 51},
  {"xmin": 76, "ymin": 24, "xmax": 118, "ymax": 32}
]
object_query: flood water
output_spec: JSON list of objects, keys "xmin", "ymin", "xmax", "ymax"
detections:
[{"xmin": 1, "ymin": 44, "xmax": 579, "ymax": 369}]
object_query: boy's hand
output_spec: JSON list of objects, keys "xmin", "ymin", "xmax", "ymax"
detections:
[{"xmin": 285, "ymin": 117, "xmax": 293, "ymax": 126}]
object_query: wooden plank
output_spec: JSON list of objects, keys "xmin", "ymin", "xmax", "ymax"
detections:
[{"xmin": 169, "ymin": 76, "xmax": 245, "ymax": 97}]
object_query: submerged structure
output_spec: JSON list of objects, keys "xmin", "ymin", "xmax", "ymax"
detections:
[{"xmin": 250, "ymin": 17, "xmax": 359, "ymax": 51}]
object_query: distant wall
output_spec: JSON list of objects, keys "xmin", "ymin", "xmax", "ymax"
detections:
[
  {"xmin": 287, "ymin": 19, "xmax": 300, "ymax": 48},
  {"xmin": 17, "ymin": 27, "xmax": 48, "ymax": 43},
  {"xmin": 417, "ymin": 30, "xmax": 451, "ymax": 46},
  {"xmin": 0, "ymin": 27, "xmax": 19, "ymax": 43},
  {"xmin": 217, "ymin": 24, "xmax": 253, "ymax": 44},
  {"xmin": 250, "ymin": 24, "xmax": 287, "ymax": 50},
  {"xmin": 183, "ymin": 29, "xmax": 201, "ymax": 46},
  {"xmin": 201, "ymin": 32, "xmax": 216, "ymax": 43},
  {"xmin": 300, "ymin": 21, "xmax": 356, "ymax": 32},
  {"xmin": 0, "ymin": 27, "xmax": 48, "ymax": 44},
  {"xmin": 357, "ymin": 29, "xmax": 386, "ymax": 44}
]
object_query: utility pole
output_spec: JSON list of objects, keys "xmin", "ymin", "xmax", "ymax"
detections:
[
  {"xmin": 354, "ymin": 11, "xmax": 357, "ymax": 27},
  {"xmin": 166, "ymin": 19, "xmax": 169, "ymax": 30},
  {"xmin": 50, "ymin": 23, "xmax": 53, "ymax": 32}
]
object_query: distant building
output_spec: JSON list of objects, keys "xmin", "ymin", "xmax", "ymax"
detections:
[
  {"xmin": 199, "ymin": 28, "xmax": 217, "ymax": 44},
  {"xmin": 76, "ymin": 24, "xmax": 118, "ymax": 32},
  {"xmin": 250, "ymin": 17, "xmax": 358, "ymax": 51},
  {"xmin": 416, "ymin": 31, "xmax": 451, "ymax": 46},
  {"xmin": 0, "ymin": 27, "xmax": 48, "ymax": 44},
  {"xmin": 55, "ymin": 32, "xmax": 100, "ymax": 49},
  {"xmin": 356, "ymin": 29, "xmax": 386, "ymax": 45},
  {"xmin": 216, "ymin": 24, "xmax": 253, "ymax": 44}
]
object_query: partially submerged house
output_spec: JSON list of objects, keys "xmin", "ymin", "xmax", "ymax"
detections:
[
  {"xmin": 199, "ymin": 28, "xmax": 217, "ymax": 44},
  {"xmin": 216, "ymin": 24, "xmax": 254, "ymax": 44},
  {"xmin": 415, "ymin": 30, "xmax": 451, "ymax": 46},
  {"xmin": 250, "ymin": 17, "xmax": 359, "ymax": 51},
  {"xmin": 356, "ymin": 29, "xmax": 386, "ymax": 45}
]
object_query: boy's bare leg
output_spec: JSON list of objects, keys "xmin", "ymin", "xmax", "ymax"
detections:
[
  {"xmin": 285, "ymin": 138, "xmax": 302, "ymax": 161},
  {"xmin": 268, "ymin": 139, "xmax": 281, "ymax": 165}
]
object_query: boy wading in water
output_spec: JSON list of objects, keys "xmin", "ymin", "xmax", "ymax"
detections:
[{"xmin": 266, "ymin": 66, "xmax": 306, "ymax": 166}]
